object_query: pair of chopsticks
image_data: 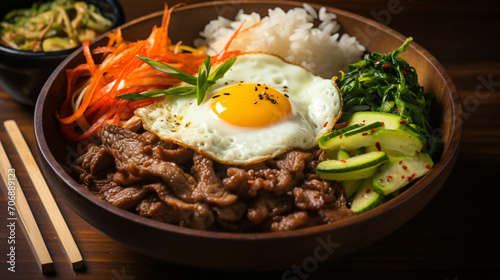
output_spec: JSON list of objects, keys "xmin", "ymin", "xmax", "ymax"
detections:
[{"xmin": 0, "ymin": 120, "xmax": 83, "ymax": 273}]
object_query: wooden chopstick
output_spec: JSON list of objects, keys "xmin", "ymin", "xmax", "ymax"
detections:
[
  {"xmin": 4, "ymin": 120, "xmax": 84, "ymax": 271},
  {"xmin": 0, "ymin": 141, "xmax": 54, "ymax": 274}
]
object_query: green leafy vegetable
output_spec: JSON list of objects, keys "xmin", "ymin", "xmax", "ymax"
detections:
[
  {"xmin": 337, "ymin": 37, "xmax": 442, "ymax": 160},
  {"xmin": 118, "ymin": 56, "xmax": 236, "ymax": 105}
]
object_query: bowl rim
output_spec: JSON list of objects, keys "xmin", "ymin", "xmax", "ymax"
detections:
[
  {"xmin": 0, "ymin": 0, "xmax": 125, "ymax": 58},
  {"xmin": 34, "ymin": 0, "xmax": 462, "ymax": 241}
]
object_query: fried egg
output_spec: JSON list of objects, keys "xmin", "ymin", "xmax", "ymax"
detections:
[{"xmin": 136, "ymin": 52, "xmax": 342, "ymax": 165}]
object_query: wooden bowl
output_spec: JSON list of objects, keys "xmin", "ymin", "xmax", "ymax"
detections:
[{"xmin": 34, "ymin": 0, "xmax": 462, "ymax": 271}]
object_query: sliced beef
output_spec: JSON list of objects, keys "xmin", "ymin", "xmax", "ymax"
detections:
[
  {"xmin": 139, "ymin": 161, "xmax": 197, "ymax": 203},
  {"xmin": 271, "ymin": 211, "xmax": 309, "ymax": 232},
  {"xmin": 144, "ymin": 183, "xmax": 214, "ymax": 230},
  {"xmin": 136, "ymin": 196, "xmax": 181, "ymax": 224},
  {"xmin": 153, "ymin": 145, "xmax": 193, "ymax": 165},
  {"xmin": 86, "ymin": 177, "xmax": 149, "ymax": 210},
  {"xmin": 212, "ymin": 201, "xmax": 247, "ymax": 222},
  {"xmin": 247, "ymin": 194, "xmax": 294, "ymax": 225},
  {"xmin": 222, "ymin": 166, "xmax": 295, "ymax": 197},
  {"xmin": 318, "ymin": 194, "xmax": 355, "ymax": 224},
  {"xmin": 293, "ymin": 188, "xmax": 325, "ymax": 210},
  {"xmin": 192, "ymin": 152, "xmax": 237, "ymax": 207},
  {"xmin": 105, "ymin": 185, "xmax": 150, "ymax": 209},
  {"xmin": 121, "ymin": 115, "xmax": 143, "ymax": 132},
  {"xmin": 223, "ymin": 167, "xmax": 263, "ymax": 198},
  {"xmin": 73, "ymin": 144, "xmax": 114, "ymax": 180},
  {"xmin": 275, "ymin": 150, "xmax": 314, "ymax": 172}
]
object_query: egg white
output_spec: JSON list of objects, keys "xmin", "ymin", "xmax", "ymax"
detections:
[{"xmin": 136, "ymin": 53, "xmax": 342, "ymax": 165}]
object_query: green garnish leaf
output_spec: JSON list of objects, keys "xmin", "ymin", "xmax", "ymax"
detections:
[
  {"xmin": 208, "ymin": 57, "xmax": 236, "ymax": 81},
  {"xmin": 118, "ymin": 55, "xmax": 236, "ymax": 105},
  {"xmin": 117, "ymin": 86, "xmax": 196, "ymax": 100},
  {"xmin": 136, "ymin": 56, "xmax": 198, "ymax": 85},
  {"xmin": 196, "ymin": 56, "xmax": 211, "ymax": 105}
]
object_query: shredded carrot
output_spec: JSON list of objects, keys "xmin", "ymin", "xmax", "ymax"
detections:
[{"xmin": 57, "ymin": 4, "xmax": 242, "ymax": 141}]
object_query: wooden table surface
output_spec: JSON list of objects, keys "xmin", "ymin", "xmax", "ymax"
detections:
[{"xmin": 1, "ymin": 0, "xmax": 499, "ymax": 279}]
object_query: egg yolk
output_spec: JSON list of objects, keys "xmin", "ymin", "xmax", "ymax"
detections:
[{"xmin": 210, "ymin": 83, "xmax": 292, "ymax": 128}]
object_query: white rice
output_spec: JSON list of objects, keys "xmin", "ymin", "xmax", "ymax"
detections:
[{"xmin": 194, "ymin": 3, "xmax": 365, "ymax": 78}]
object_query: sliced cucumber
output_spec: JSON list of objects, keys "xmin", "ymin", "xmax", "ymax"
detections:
[
  {"xmin": 369, "ymin": 129, "xmax": 425, "ymax": 156},
  {"xmin": 350, "ymin": 178, "xmax": 385, "ymax": 214},
  {"xmin": 347, "ymin": 111, "xmax": 404, "ymax": 130},
  {"xmin": 372, "ymin": 153, "xmax": 434, "ymax": 195},
  {"xmin": 342, "ymin": 179, "xmax": 363, "ymax": 199},
  {"xmin": 325, "ymin": 147, "xmax": 351, "ymax": 160},
  {"xmin": 328, "ymin": 148, "xmax": 362, "ymax": 198},
  {"xmin": 341, "ymin": 122, "xmax": 384, "ymax": 151},
  {"xmin": 316, "ymin": 151, "xmax": 388, "ymax": 181},
  {"xmin": 318, "ymin": 124, "xmax": 362, "ymax": 150}
]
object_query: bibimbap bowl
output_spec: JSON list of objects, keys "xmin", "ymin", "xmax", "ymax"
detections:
[{"xmin": 34, "ymin": 0, "xmax": 462, "ymax": 270}]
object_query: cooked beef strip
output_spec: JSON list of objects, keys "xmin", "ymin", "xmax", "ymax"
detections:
[
  {"xmin": 144, "ymin": 183, "xmax": 214, "ymax": 230},
  {"xmin": 222, "ymin": 166, "xmax": 295, "ymax": 197},
  {"xmin": 275, "ymin": 150, "xmax": 314, "ymax": 172},
  {"xmin": 73, "ymin": 144, "xmax": 114, "ymax": 181},
  {"xmin": 153, "ymin": 145, "xmax": 193, "ymax": 165},
  {"xmin": 212, "ymin": 201, "xmax": 247, "ymax": 222},
  {"xmin": 136, "ymin": 196, "xmax": 181, "ymax": 225},
  {"xmin": 247, "ymin": 194, "xmax": 294, "ymax": 225},
  {"xmin": 138, "ymin": 161, "xmax": 197, "ymax": 203},
  {"xmin": 293, "ymin": 187, "xmax": 325, "ymax": 210},
  {"xmin": 302, "ymin": 176, "xmax": 337, "ymax": 204},
  {"xmin": 86, "ymin": 176, "xmax": 149, "ymax": 210},
  {"xmin": 106, "ymin": 185, "xmax": 150, "ymax": 210},
  {"xmin": 271, "ymin": 211, "xmax": 309, "ymax": 232},
  {"xmin": 223, "ymin": 167, "xmax": 262, "ymax": 198},
  {"xmin": 192, "ymin": 152, "xmax": 238, "ymax": 207},
  {"xmin": 121, "ymin": 115, "xmax": 143, "ymax": 132},
  {"xmin": 318, "ymin": 194, "xmax": 355, "ymax": 224}
]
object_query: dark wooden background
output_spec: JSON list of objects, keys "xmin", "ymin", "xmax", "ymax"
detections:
[{"xmin": 1, "ymin": 0, "xmax": 499, "ymax": 279}]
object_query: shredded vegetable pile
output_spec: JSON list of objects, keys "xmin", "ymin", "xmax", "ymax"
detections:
[
  {"xmin": 57, "ymin": 4, "xmax": 242, "ymax": 141},
  {"xmin": 0, "ymin": 0, "xmax": 112, "ymax": 52}
]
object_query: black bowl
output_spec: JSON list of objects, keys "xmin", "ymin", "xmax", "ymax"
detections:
[{"xmin": 0, "ymin": 0, "xmax": 124, "ymax": 106}]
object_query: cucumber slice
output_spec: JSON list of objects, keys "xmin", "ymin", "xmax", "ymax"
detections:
[
  {"xmin": 316, "ymin": 151, "xmax": 389, "ymax": 180},
  {"xmin": 372, "ymin": 153, "xmax": 434, "ymax": 195},
  {"xmin": 350, "ymin": 178, "xmax": 385, "ymax": 214},
  {"xmin": 326, "ymin": 147, "xmax": 351, "ymax": 160},
  {"xmin": 341, "ymin": 122, "xmax": 383, "ymax": 151},
  {"xmin": 347, "ymin": 111, "xmax": 404, "ymax": 130},
  {"xmin": 318, "ymin": 124, "xmax": 362, "ymax": 150},
  {"xmin": 370, "ymin": 129, "xmax": 425, "ymax": 156},
  {"xmin": 328, "ymin": 148, "xmax": 362, "ymax": 198},
  {"xmin": 342, "ymin": 179, "xmax": 363, "ymax": 199}
]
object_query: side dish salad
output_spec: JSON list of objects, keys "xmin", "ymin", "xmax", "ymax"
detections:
[
  {"xmin": 316, "ymin": 38, "xmax": 442, "ymax": 213},
  {"xmin": 0, "ymin": 0, "xmax": 112, "ymax": 51}
]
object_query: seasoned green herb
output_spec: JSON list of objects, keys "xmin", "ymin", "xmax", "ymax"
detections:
[
  {"xmin": 337, "ymin": 37, "xmax": 442, "ymax": 160},
  {"xmin": 118, "ymin": 56, "xmax": 236, "ymax": 105}
]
